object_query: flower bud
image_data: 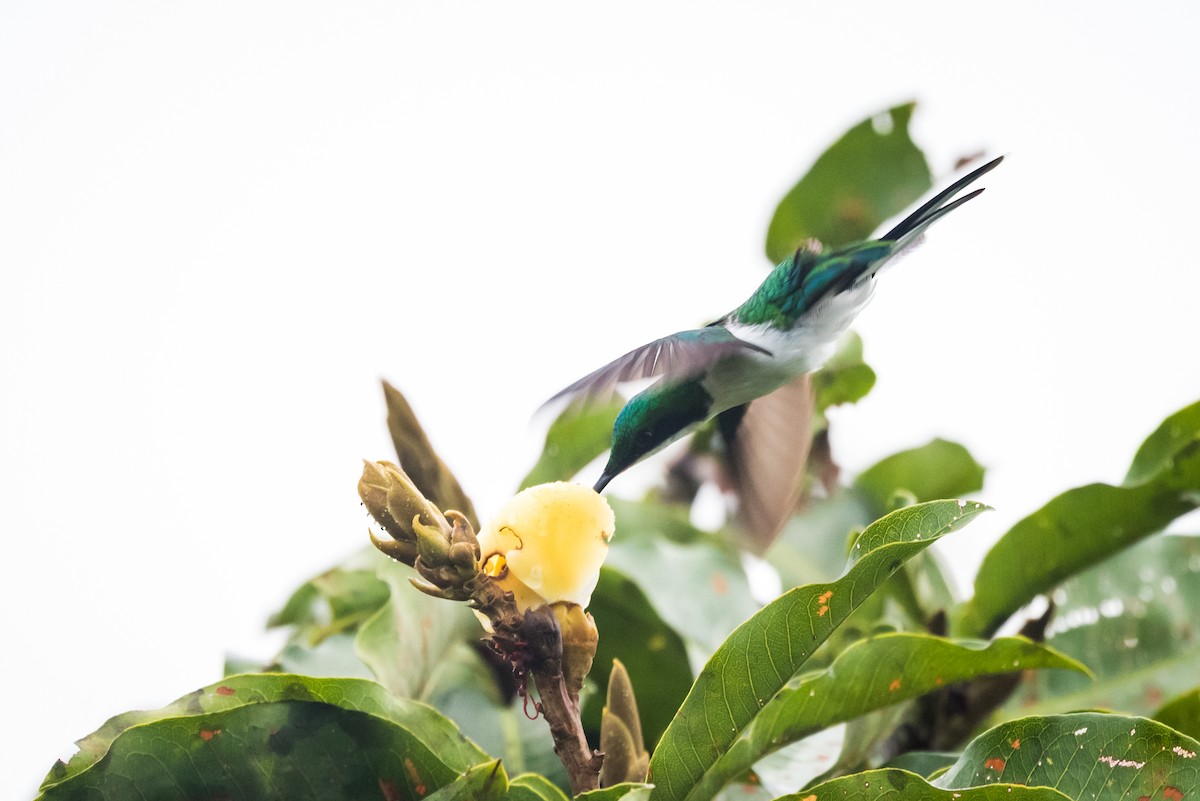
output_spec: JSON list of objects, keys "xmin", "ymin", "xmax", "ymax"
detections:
[
  {"xmin": 360, "ymin": 460, "xmax": 453, "ymax": 558},
  {"xmin": 477, "ymin": 482, "xmax": 614, "ymax": 611},
  {"xmin": 552, "ymin": 602, "xmax": 599, "ymax": 696}
]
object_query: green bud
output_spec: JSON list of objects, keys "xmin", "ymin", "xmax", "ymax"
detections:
[
  {"xmin": 599, "ymin": 658, "xmax": 648, "ymax": 786},
  {"xmin": 358, "ymin": 461, "xmax": 408, "ymax": 542},
  {"xmin": 359, "ymin": 459, "xmax": 451, "ymax": 544},
  {"xmin": 413, "ymin": 515, "xmax": 452, "ymax": 565},
  {"xmin": 369, "ymin": 529, "xmax": 417, "ymax": 566},
  {"xmin": 551, "ymin": 602, "xmax": 599, "ymax": 698},
  {"xmin": 408, "ymin": 576, "xmax": 450, "ymax": 600}
]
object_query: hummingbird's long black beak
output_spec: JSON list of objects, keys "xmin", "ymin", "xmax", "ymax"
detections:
[{"xmin": 593, "ymin": 472, "xmax": 614, "ymax": 493}]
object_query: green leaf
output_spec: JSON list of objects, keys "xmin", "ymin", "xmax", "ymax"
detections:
[
  {"xmin": 853, "ymin": 439, "xmax": 985, "ymax": 518},
  {"xmin": 882, "ymin": 751, "xmax": 961, "ymax": 779},
  {"xmin": 1005, "ymin": 534, "xmax": 1200, "ymax": 719},
  {"xmin": 508, "ymin": 773, "xmax": 571, "ymax": 801},
  {"xmin": 276, "ymin": 631, "xmax": 376, "ymax": 679},
  {"xmin": 1125, "ymin": 399, "xmax": 1200, "ymax": 485},
  {"xmin": 576, "ymin": 784, "xmax": 654, "ymax": 801},
  {"xmin": 37, "ymin": 674, "xmax": 491, "ymax": 800},
  {"xmin": 268, "ymin": 579, "xmax": 323, "ymax": 628},
  {"xmin": 355, "ymin": 563, "xmax": 482, "ymax": 701},
  {"xmin": 587, "ymin": 568, "xmax": 693, "ymax": 748},
  {"xmin": 522, "ymin": 398, "xmax": 624, "ymax": 490},
  {"xmin": 809, "ymin": 705, "xmax": 912, "ymax": 789},
  {"xmin": 269, "ymin": 562, "xmax": 391, "ymax": 643},
  {"xmin": 765, "ymin": 102, "xmax": 932, "ymax": 261},
  {"xmin": 768, "ymin": 492, "xmax": 870, "ymax": 588},
  {"xmin": 646, "ymin": 500, "xmax": 989, "ymax": 801},
  {"xmin": 788, "ymin": 769, "xmax": 1069, "ymax": 801},
  {"xmin": 956, "ymin": 403, "xmax": 1200, "ymax": 638},
  {"xmin": 812, "ymin": 332, "xmax": 877, "ymax": 414},
  {"xmin": 606, "ymin": 499, "xmax": 760, "ymax": 657},
  {"xmin": 687, "ymin": 633, "xmax": 1086, "ymax": 800},
  {"xmin": 935, "ymin": 712, "xmax": 1200, "ymax": 799},
  {"xmin": 1154, "ymin": 688, "xmax": 1200, "ymax": 741},
  {"xmin": 423, "ymin": 759, "xmax": 508, "ymax": 801},
  {"xmin": 358, "ymin": 567, "xmax": 568, "ymax": 786},
  {"xmin": 436, "ymin": 686, "xmax": 569, "ymax": 789}
]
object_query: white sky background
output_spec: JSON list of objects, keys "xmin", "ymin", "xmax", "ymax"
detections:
[{"xmin": 2, "ymin": 1, "xmax": 1198, "ymax": 795}]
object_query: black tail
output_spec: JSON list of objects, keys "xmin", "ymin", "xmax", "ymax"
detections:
[{"xmin": 882, "ymin": 155, "xmax": 1004, "ymax": 243}]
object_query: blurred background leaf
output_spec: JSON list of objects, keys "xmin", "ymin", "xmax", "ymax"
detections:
[
  {"xmin": 522, "ymin": 398, "xmax": 624, "ymax": 490},
  {"xmin": 956, "ymin": 400, "xmax": 1200, "ymax": 639},
  {"xmin": 766, "ymin": 102, "xmax": 932, "ymax": 260},
  {"xmin": 1004, "ymin": 533, "xmax": 1200, "ymax": 719},
  {"xmin": 585, "ymin": 567, "xmax": 693, "ymax": 749}
]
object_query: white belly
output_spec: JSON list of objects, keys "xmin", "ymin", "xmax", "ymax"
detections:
[{"xmin": 708, "ymin": 280, "xmax": 876, "ymax": 412}]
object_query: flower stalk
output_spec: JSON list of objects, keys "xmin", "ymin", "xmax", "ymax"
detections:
[{"xmin": 359, "ymin": 462, "xmax": 610, "ymax": 793}]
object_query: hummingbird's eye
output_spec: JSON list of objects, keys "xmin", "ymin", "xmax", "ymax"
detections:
[{"xmin": 636, "ymin": 429, "xmax": 655, "ymax": 447}]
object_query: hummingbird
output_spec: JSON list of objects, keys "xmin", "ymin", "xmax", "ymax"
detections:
[{"xmin": 547, "ymin": 156, "xmax": 1002, "ymax": 533}]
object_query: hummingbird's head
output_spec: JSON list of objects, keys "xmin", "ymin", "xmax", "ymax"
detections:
[{"xmin": 594, "ymin": 381, "xmax": 712, "ymax": 493}]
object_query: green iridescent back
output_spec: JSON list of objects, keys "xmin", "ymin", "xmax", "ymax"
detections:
[{"xmin": 730, "ymin": 241, "xmax": 894, "ymax": 328}]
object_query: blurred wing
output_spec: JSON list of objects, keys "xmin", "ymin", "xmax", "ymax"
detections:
[
  {"xmin": 718, "ymin": 374, "xmax": 815, "ymax": 554},
  {"xmin": 543, "ymin": 326, "xmax": 771, "ymax": 409}
]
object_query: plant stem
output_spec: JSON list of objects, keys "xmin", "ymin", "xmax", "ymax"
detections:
[{"xmin": 531, "ymin": 664, "xmax": 603, "ymax": 794}]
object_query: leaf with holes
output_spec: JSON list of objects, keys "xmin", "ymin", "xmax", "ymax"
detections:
[{"xmin": 935, "ymin": 712, "xmax": 1200, "ymax": 800}]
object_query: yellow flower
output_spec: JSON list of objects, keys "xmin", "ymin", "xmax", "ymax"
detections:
[{"xmin": 477, "ymin": 482, "xmax": 615, "ymax": 610}]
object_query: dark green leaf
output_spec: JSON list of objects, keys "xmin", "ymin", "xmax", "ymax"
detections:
[
  {"xmin": 956, "ymin": 402, "xmax": 1200, "ymax": 638},
  {"xmin": 587, "ymin": 568, "xmax": 692, "ymax": 748},
  {"xmin": 765, "ymin": 102, "xmax": 932, "ymax": 261},
  {"xmin": 1154, "ymin": 688, "xmax": 1200, "ymax": 741},
  {"xmin": 853, "ymin": 439, "xmax": 985, "ymax": 519},
  {"xmin": 646, "ymin": 500, "xmax": 988, "ymax": 801},
  {"xmin": 37, "ymin": 674, "xmax": 491, "ymax": 801},
  {"xmin": 689, "ymin": 633, "xmax": 1085, "ymax": 800},
  {"xmin": 787, "ymin": 769, "xmax": 1069, "ymax": 801},
  {"xmin": 935, "ymin": 712, "xmax": 1200, "ymax": 799},
  {"xmin": 522, "ymin": 399, "xmax": 624, "ymax": 490},
  {"xmin": 1152, "ymin": 690, "xmax": 1200, "ymax": 743}
]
